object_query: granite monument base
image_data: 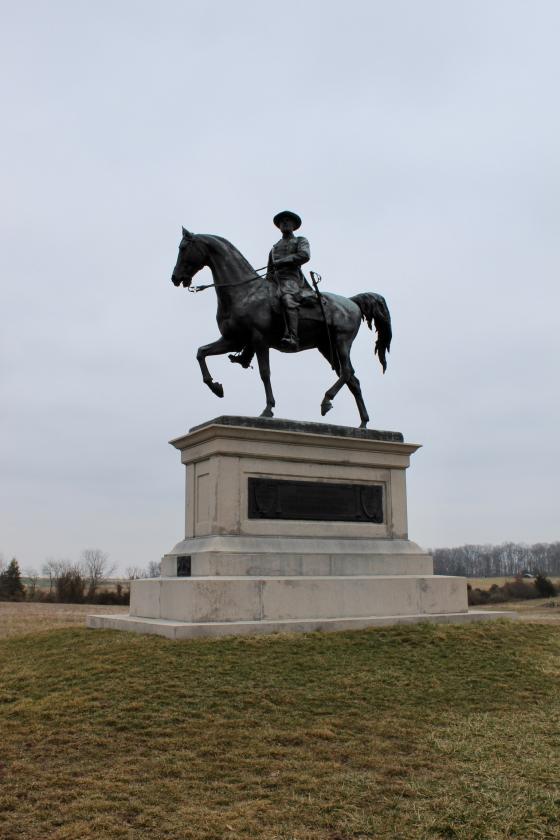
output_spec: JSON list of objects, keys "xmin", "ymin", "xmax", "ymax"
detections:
[{"xmin": 87, "ymin": 417, "xmax": 513, "ymax": 638}]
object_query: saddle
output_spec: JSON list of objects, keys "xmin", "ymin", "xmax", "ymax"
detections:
[
  {"xmin": 269, "ymin": 283, "xmax": 331, "ymax": 321},
  {"xmin": 299, "ymin": 292, "xmax": 331, "ymax": 321}
]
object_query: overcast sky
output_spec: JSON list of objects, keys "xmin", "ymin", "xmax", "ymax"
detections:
[{"xmin": 1, "ymin": 1, "xmax": 559, "ymax": 573}]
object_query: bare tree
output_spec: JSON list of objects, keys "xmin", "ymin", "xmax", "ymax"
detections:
[
  {"xmin": 146, "ymin": 559, "xmax": 161, "ymax": 578},
  {"xmin": 24, "ymin": 567, "xmax": 40, "ymax": 599},
  {"xmin": 125, "ymin": 566, "xmax": 145, "ymax": 580},
  {"xmin": 81, "ymin": 549, "xmax": 116, "ymax": 598},
  {"xmin": 42, "ymin": 558, "xmax": 69, "ymax": 593},
  {"xmin": 433, "ymin": 541, "xmax": 560, "ymax": 577}
]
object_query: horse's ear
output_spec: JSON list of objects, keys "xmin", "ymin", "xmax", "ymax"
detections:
[{"xmin": 182, "ymin": 226, "xmax": 193, "ymax": 239}]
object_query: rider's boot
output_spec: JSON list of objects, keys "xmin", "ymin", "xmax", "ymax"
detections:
[{"xmin": 281, "ymin": 310, "xmax": 299, "ymax": 350}]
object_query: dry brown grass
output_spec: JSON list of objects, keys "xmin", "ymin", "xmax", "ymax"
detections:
[
  {"xmin": 479, "ymin": 597, "xmax": 560, "ymax": 623},
  {"xmin": 0, "ymin": 602, "xmax": 127, "ymax": 638},
  {"xmin": 1, "ymin": 616, "xmax": 560, "ymax": 839}
]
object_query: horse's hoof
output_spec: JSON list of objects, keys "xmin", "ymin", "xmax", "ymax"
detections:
[
  {"xmin": 260, "ymin": 408, "xmax": 274, "ymax": 418},
  {"xmin": 321, "ymin": 400, "xmax": 333, "ymax": 416},
  {"xmin": 359, "ymin": 421, "xmax": 368, "ymax": 429},
  {"xmin": 209, "ymin": 381, "xmax": 224, "ymax": 398}
]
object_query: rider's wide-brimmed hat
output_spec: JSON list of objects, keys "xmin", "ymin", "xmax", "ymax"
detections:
[{"xmin": 273, "ymin": 210, "xmax": 302, "ymax": 230}]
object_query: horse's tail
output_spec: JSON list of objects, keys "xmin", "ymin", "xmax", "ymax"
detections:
[{"xmin": 350, "ymin": 292, "xmax": 392, "ymax": 373}]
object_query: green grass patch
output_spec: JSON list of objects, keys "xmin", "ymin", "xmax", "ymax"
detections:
[{"xmin": 1, "ymin": 622, "xmax": 560, "ymax": 839}]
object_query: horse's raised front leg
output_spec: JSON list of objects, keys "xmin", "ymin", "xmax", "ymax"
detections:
[
  {"xmin": 254, "ymin": 343, "xmax": 275, "ymax": 418},
  {"xmin": 197, "ymin": 336, "xmax": 239, "ymax": 398}
]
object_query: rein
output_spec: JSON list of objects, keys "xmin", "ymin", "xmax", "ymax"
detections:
[{"xmin": 187, "ymin": 266, "xmax": 268, "ymax": 294}]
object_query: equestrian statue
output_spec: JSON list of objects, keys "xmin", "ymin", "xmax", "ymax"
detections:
[{"xmin": 171, "ymin": 210, "xmax": 392, "ymax": 429}]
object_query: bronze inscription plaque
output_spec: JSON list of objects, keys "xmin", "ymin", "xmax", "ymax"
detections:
[{"xmin": 248, "ymin": 477, "xmax": 383, "ymax": 523}]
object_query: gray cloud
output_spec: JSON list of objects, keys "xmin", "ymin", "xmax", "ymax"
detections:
[{"xmin": 1, "ymin": 1, "xmax": 559, "ymax": 571}]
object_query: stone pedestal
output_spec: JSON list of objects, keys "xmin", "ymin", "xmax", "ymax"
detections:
[{"xmin": 87, "ymin": 417, "xmax": 512, "ymax": 639}]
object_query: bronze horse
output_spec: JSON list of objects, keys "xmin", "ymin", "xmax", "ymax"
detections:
[{"xmin": 171, "ymin": 228, "xmax": 392, "ymax": 428}]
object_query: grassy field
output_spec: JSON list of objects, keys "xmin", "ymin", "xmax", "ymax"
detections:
[
  {"xmin": 1, "ymin": 611, "xmax": 560, "ymax": 839},
  {"xmin": 467, "ymin": 576, "xmax": 519, "ymax": 588},
  {"xmin": 0, "ymin": 602, "xmax": 128, "ymax": 638},
  {"xmin": 478, "ymin": 597, "xmax": 560, "ymax": 623}
]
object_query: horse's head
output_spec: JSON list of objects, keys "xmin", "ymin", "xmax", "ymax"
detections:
[{"xmin": 171, "ymin": 228, "xmax": 207, "ymax": 288}]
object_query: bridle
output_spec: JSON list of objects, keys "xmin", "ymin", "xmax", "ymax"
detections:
[
  {"xmin": 186, "ymin": 266, "xmax": 268, "ymax": 294},
  {"xmin": 178, "ymin": 236, "xmax": 268, "ymax": 293}
]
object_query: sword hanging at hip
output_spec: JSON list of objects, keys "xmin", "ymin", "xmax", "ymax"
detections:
[{"xmin": 310, "ymin": 271, "xmax": 336, "ymax": 370}]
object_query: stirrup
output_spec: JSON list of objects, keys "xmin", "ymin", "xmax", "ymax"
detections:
[
  {"xmin": 281, "ymin": 335, "xmax": 299, "ymax": 349},
  {"xmin": 228, "ymin": 353, "xmax": 251, "ymax": 369}
]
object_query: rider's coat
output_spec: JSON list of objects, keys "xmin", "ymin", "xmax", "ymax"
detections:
[{"xmin": 267, "ymin": 235, "xmax": 314, "ymax": 304}]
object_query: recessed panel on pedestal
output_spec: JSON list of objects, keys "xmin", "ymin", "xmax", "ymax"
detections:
[{"xmin": 248, "ymin": 477, "xmax": 383, "ymax": 523}]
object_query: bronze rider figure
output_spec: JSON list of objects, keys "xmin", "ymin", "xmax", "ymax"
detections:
[{"xmin": 268, "ymin": 210, "xmax": 314, "ymax": 349}]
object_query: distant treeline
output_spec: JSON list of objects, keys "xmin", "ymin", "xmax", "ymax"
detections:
[{"xmin": 433, "ymin": 542, "xmax": 560, "ymax": 578}]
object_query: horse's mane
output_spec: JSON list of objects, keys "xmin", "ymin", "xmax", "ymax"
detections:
[{"xmin": 196, "ymin": 233, "xmax": 256, "ymax": 274}]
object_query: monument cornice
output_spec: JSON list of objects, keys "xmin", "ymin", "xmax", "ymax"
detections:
[{"xmin": 170, "ymin": 416, "xmax": 421, "ymax": 461}]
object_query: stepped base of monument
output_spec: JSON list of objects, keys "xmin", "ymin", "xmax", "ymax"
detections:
[
  {"xmin": 87, "ymin": 573, "xmax": 516, "ymax": 640},
  {"xmin": 160, "ymin": 537, "xmax": 433, "ymax": 577},
  {"xmin": 128, "ymin": 574, "xmax": 468, "ymax": 622},
  {"xmin": 86, "ymin": 609, "xmax": 516, "ymax": 640}
]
